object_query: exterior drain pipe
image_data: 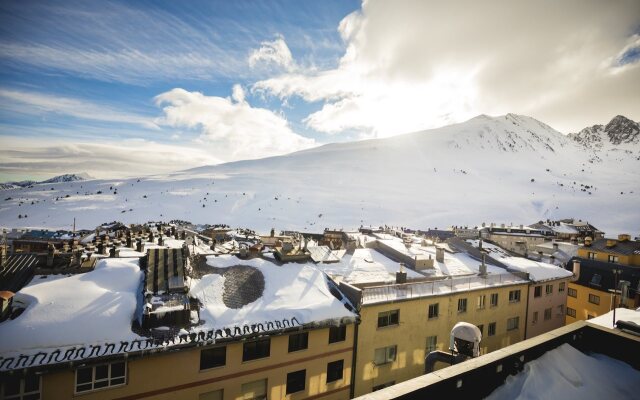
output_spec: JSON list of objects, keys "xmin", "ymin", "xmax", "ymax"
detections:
[{"xmin": 424, "ymin": 350, "xmax": 468, "ymax": 373}]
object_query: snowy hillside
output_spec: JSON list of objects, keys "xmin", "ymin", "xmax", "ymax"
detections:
[
  {"xmin": 1, "ymin": 114, "xmax": 638, "ymax": 235},
  {"xmin": 0, "ymin": 173, "xmax": 91, "ymax": 190},
  {"xmin": 569, "ymin": 115, "xmax": 640, "ymax": 150}
]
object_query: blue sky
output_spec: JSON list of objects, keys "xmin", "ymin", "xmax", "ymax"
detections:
[{"xmin": 1, "ymin": 0, "xmax": 638, "ymax": 180}]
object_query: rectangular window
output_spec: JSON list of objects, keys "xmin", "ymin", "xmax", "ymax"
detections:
[
  {"xmin": 378, "ymin": 310, "xmax": 399, "ymax": 328},
  {"xmin": 567, "ymin": 307, "xmax": 577, "ymax": 318},
  {"xmin": 488, "ymin": 322, "xmax": 496, "ymax": 336},
  {"xmin": 532, "ymin": 311, "xmax": 538, "ymax": 324},
  {"xmin": 329, "ymin": 325, "xmax": 346, "ymax": 343},
  {"xmin": 507, "ymin": 317, "xmax": 519, "ymax": 331},
  {"xmin": 75, "ymin": 361, "xmax": 126, "ymax": 393},
  {"xmin": 509, "ymin": 290, "xmax": 521, "ymax": 303},
  {"xmin": 588, "ymin": 252, "xmax": 595, "ymax": 260},
  {"xmin": 426, "ymin": 336, "xmax": 437, "ymax": 353},
  {"xmin": 286, "ymin": 370, "xmax": 306, "ymax": 394},
  {"xmin": 477, "ymin": 295, "xmax": 486, "ymax": 309},
  {"xmin": 587, "ymin": 314, "xmax": 595, "ymax": 320},
  {"xmin": 373, "ymin": 381, "xmax": 395, "ymax": 391},
  {"xmin": 568, "ymin": 287, "xmax": 577, "ymax": 298},
  {"xmin": 428, "ymin": 303, "xmax": 439, "ymax": 319},
  {"xmin": 241, "ymin": 379, "xmax": 267, "ymax": 400},
  {"xmin": 588, "ymin": 293, "xmax": 600, "ymax": 305},
  {"xmin": 199, "ymin": 389, "xmax": 223, "ymax": 400},
  {"xmin": 534, "ymin": 286, "xmax": 542, "ymax": 298},
  {"xmin": 590, "ymin": 274, "xmax": 602, "ymax": 286},
  {"xmin": 544, "ymin": 308, "xmax": 552, "ymax": 321},
  {"xmin": 326, "ymin": 360, "xmax": 344, "ymax": 383},
  {"xmin": 200, "ymin": 346, "xmax": 226, "ymax": 370},
  {"xmin": 457, "ymin": 298, "xmax": 467, "ymax": 313},
  {"xmin": 242, "ymin": 338, "xmax": 270, "ymax": 362},
  {"xmin": 288, "ymin": 332, "xmax": 309, "ymax": 353},
  {"xmin": 545, "ymin": 284, "xmax": 553, "ymax": 295},
  {"xmin": 559, "ymin": 282, "xmax": 565, "ymax": 292},
  {"xmin": 608, "ymin": 255, "xmax": 619, "ymax": 263},
  {"xmin": 477, "ymin": 324, "xmax": 484, "ymax": 336},
  {"xmin": 374, "ymin": 345, "xmax": 397, "ymax": 365},
  {"xmin": 557, "ymin": 305, "xmax": 564, "ymax": 316},
  {"xmin": 490, "ymin": 293, "xmax": 499, "ymax": 307},
  {"xmin": 2, "ymin": 373, "xmax": 40, "ymax": 400}
]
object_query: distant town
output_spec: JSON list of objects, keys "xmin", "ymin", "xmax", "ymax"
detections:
[{"xmin": 1, "ymin": 217, "xmax": 638, "ymax": 399}]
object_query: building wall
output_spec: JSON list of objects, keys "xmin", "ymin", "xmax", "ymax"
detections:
[
  {"xmin": 40, "ymin": 325, "xmax": 354, "ymax": 400},
  {"xmin": 352, "ymin": 283, "xmax": 528, "ymax": 397},
  {"xmin": 487, "ymin": 234, "xmax": 548, "ymax": 256},
  {"xmin": 525, "ymin": 278, "xmax": 569, "ymax": 339},
  {"xmin": 564, "ymin": 282, "xmax": 635, "ymax": 324}
]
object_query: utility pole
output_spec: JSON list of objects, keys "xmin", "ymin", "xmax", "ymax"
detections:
[{"xmin": 612, "ymin": 268, "xmax": 622, "ymax": 328}]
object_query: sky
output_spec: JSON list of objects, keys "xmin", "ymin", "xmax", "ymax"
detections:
[{"xmin": 0, "ymin": 0, "xmax": 639, "ymax": 180}]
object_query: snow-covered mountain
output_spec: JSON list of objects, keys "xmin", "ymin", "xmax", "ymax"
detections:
[
  {"xmin": 569, "ymin": 115, "xmax": 640, "ymax": 150},
  {"xmin": 0, "ymin": 173, "xmax": 91, "ymax": 190},
  {"xmin": 1, "ymin": 114, "xmax": 638, "ymax": 235}
]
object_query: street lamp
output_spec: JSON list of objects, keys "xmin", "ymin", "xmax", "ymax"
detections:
[{"xmin": 612, "ymin": 268, "xmax": 622, "ymax": 327}]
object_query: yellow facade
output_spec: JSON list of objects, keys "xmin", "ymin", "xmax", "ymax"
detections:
[
  {"xmin": 576, "ymin": 248, "xmax": 639, "ymax": 267},
  {"xmin": 565, "ymin": 282, "xmax": 635, "ymax": 324},
  {"xmin": 352, "ymin": 283, "xmax": 528, "ymax": 397},
  {"xmin": 37, "ymin": 325, "xmax": 354, "ymax": 400}
]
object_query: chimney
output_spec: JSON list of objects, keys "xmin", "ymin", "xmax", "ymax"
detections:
[
  {"xmin": 618, "ymin": 234, "xmax": 630, "ymax": 242},
  {"xmin": 158, "ymin": 235, "xmax": 163, "ymax": 246},
  {"xmin": 572, "ymin": 259, "xmax": 581, "ymax": 281},
  {"xmin": 436, "ymin": 247, "xmax": 445, "ymax": 263},
  {"xmin": 136, "ymin": 239, "xmax": 144, "ymax": 253},
  {"xmin": 396, "ymin": 263, "xmax": 407, "ymax": 284},
  {"xmin": 606, "ymin": 239, "xmax": 617, "ymax": 248},
  {"xmin": 109, "ymin": 246, "xmax": 116, "ymax": 258},
  {"xmin": 553, "ymin": 243, "xmax": 559, "ymax": 250},
  {"xmin": 479, "ymin": 254, "xmax": 487, "ymax": 277},
  {"xmin": 584, "ymin": 237, "xmax": 593, "ymax": 246},
  {"xmin": 46, "ymin": 243, "xmax": 56, "ymax": 267}
]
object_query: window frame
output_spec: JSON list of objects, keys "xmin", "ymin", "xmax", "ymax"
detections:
[
  {"xmin": 457, "ymin": 298, "xmax": 467, "ymax": 313},
  {"xmin": 328, "ymin": 325, "xmax": 347, "ymax": 344},
  {"xmin": 488, "ymin": 322, "xmax": 496, "ymax": 336},
  {"xmin": 508, "ymin": 289, "xmax": 521, "ymax": 303},
  {"xmin": 534, "ymin": 285, "xmax": 542, "ymax": 298},
  {"xmin": 1, "ymin": 373, "xmax": 41, "ymax": 400},
  {"xmin": 285, "ymin": 369, "xmax": 306, "ymax": 395},
  {"xmin": 428, "ymin": 303, "xmax": 439, "ymax": 319},
  {"xmin": 74, "ymin": 360, "xmax": 127, "ymax": 394},
  {"xmin": 326, "ymin": 360, "xmax": 344, "ymax": 384},
  {"xmin": 374, "ymin": 345, "xmax": 397, "ymax": 366},
  {"xmin": 242, "ymin": 337, "xmax": 271, "ymax": 362},
  {"xmin": 588, "ymin": 293, "xmax": 600, "ymax": 305},
  {"xmin": 377, "ymin": 309, "xmax": 400, "ymax": 328},
  {"xmin": 490, "ymin": 293, "xmax": 499, "ymax": 307},
  {"xmin": 506, "ymin": 316, "xmax": 519, "ymax": 331},
  {"xmin": 477, "ymin": 295, "xmax": 486, "ymax": 309},
  {"xmin": 200, "ymin": 345, "xmax": 227, "ymax": 371},
  {"xmin": 559, "ymin": 282, "xmax": 565, "ymax": 292},
  {"xmin": 288, "ymin": 332, "xmax": 309, "ymax": 353},
  {"xmin": 545, "ymin": 284, "xmax": 553, "ymax": 295},
  {"xmin": 567, "ymin": 307, "xmax": 577, "ymax": 318},
  {"xmin": 426, "ymin": 335, "xmax": 437, "ymax": 353},
  {"xmin": 608, "ymin": 254, "xmax": 619, "ymax": 263},
  {"xmin": 568, "ymin": 287, "xmax": 577, "ymax": 298},
  {"xmin": 544, "ymin": 307, "xmax": 552, "ymax": 321}
]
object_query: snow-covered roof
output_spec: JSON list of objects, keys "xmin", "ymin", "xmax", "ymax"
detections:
[
  {"xmin": 587, "ymin": 308, "xmax": 640, "ymax": 330},
  {"xmin": 188, "ymin": 255, "xmax": 356, "ymax": 330},
  {"xmin": 314, "ymin": 248, "xmax": 423, "ymax": 284},
  {"xmin": 486, "ymin": 343, "xmax": 640, "ymax": 399}
]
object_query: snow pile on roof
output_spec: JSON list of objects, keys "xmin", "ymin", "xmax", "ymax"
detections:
[
  {"xmin": 188, "ymin": 255, "xmax": 356, "ymax": 330},
  {"xmin": 551, "ymin": 223, "xmax": 579, "ymax": 235},
  {"xmin": 0, "ymin": 258, "xmax": 143, "ymax": 363},
  {"xmin": 469, "ymin": 240, "xmax": 572, "ymax": 281},
  {"xmin": 486, "ymin": 343, "xmax": 640, "ymax": 400},
  {"xmin": 315, "ymin": 248, "xmax": 423, "ymax": 284},
  {"xmin": 587, "ymin": 308, "xmax": 640, "ymax": 329}
]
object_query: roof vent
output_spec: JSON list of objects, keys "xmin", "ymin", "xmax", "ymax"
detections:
[
  {"xmin": 606, "ymin": 239, "xmax": 617, "ymax": 248},
  {"xmin": 618, "ymin": 234, "xmax": 630, "ymax": 242}
]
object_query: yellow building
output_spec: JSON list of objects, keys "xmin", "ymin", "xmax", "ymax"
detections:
[
  {"xmin": 347, "ymin": 275, "xmax": 529, "ymax": 396},
  {"xmin": 576, "ymin": 235, "xmax": 640, "ymax": 267}
]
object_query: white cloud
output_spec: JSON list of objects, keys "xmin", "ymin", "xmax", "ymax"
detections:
[
  {"xmin": 253, "ymin": 0, "xmax": 640, "ymax": 135},
  {"xmin": 154, "ymin": 88, "xmax": 315, "ymax": 161},
  {"xmin": 248, "ymin": 35, "xmax": 296, "ymax": 72},
  {"xmin": 0, "ymin": 89, "xmax": 158, "ymax": 129},
  {"xmin": 0, "ymin": 138, "xmax": 222, "ymax": 180}
]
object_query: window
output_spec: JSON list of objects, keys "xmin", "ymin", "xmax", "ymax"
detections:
[
  {"xmin": 488, "ymin": 322, "xmax": 496, "ymax": 336},
  {"xmin": 559, "ymin": 282, "xmax": 565, "ymax": 292},
  {"xmin": 286, "ymin": 370, "xmax": 306, "ymax": 394},
  {"xmin": 75, "ymin": 361, "xmax": 126, "ymax": 393},
  {"xmin": 545, "ymin": 284, "xmax": 553, "ymax": 295},
  {"xmin": 507, "ymin": 317, "xmax": 519, "ymax": 331},
  {"xmin": 532, "ymin": 311, "xmax": 538, "ymax": 324},
  {"xmin": 374, "ymin": 345, "xmax": 397, "ymax": 365},
  {"xmin": 288, "ymin": 332, "xmax": 308, "ymax": 352},
  {"xmin": 428, "ymin": 303, "xmax": 439, "ymax": 319},
  {"xmin": 534, "ymin": 286, "xmax": 542, "ymax": 298},
  {"xmin": 509, "ymin": 290, "xmax": 521, "ymax": 303},
  {"xmin": 326, "ymin": 360, "xmax": 344, "ymax": 383},
  {"xmin": 243, "ymin": 338, "xmax": 270, "ymax": 362},
  {"xmin": 588, "ymin": 293, "xmax": 600, "ymax": 305},
  {"xmin": 544, "ymin": 308, "xmax": 552, "ymax": 321},
  {"xmin": 329, "ymin": 325, "xmax": 346, "ymax": 343},
  {"xmin": 426, "ymin": 336, "xmax": 437, "ymax": 353},
  {"xmin": 608, "ymin": 255, "xmax": 619, "ymax": 263},
  {"xmin": 477, "ymin": 324, "xmax": 484, "ymax": 336},
  {"xmin": 477, "ymin": 295, "xmax": 486, "ymax": 309},
  {"xmin": 1, "ymin": 373, "xmax": 40, "ymax": 400},
  {"xmin": 457, "ymin": 298, "xmax": 467, "ymax": 313},
  {"xmin": 590, "ymin": 274, "xmax": 602, "ymax": 286},
  {"xmin": 200, "ymin": 389, "xmax": 223, "ymax": 400},
  {"xmin": 567, "ymin": 307, "xmax": 577, "ymax": 318},
  {"xmin": 588, "ymin": 252, "xmax": 595, "ymax": 260},
  {"xmin": 378, "ymin": 310, "xmax": 399, "ymax": 328},
  {"xmin": 241, "ymin": 379, "xmax": 267, "ymax": 400},
  {"xmin": 490, "ymin": 293, "xmax": 499, "ymax": 307},
  {"xmin": 568, "ymin": 287, "xmax": 577, "ymax": 298},
  {"xmin": 200, "ymin": 346, "xmax": 226, "ymax": 370},
  {"xmin": 557, "ymin": 305, "xmax": 564, "ymax": 316},
  {"xmin": 373, "ymin": 381, "xmax": 395, "ymax": 391},
  {"xmin": 587, "ymin": 314, "xmax": 595, "ymax": 320}
]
